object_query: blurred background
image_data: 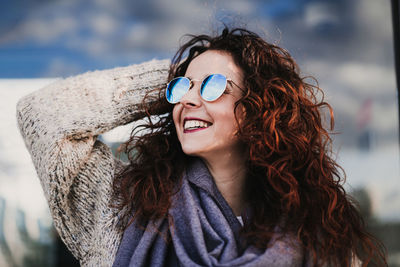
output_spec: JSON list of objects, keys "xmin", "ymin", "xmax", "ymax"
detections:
[{"xmin": 0, "ymin": 0, "xmax": 399, "ymax": 266}]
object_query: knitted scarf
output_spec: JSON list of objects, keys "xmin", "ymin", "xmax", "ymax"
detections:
[{"xmin": 112, "ymin": 158, "xmax": 305, "ymax": 267}]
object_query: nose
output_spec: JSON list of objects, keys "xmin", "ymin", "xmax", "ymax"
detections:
[{"xmin": 180, "ymin": 81, "xmax": 202, "ymax": 108}]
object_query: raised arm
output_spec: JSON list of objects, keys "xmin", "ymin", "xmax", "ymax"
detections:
[{"xmin": 16, "ymin": 59, "xmax": 170, "ymax": 262}]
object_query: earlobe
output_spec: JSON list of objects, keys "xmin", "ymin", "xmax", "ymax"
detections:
[
  {"xmin": 236, "ymin": 104, "xmax": 247, "ymax": 123},
  {"xmin": 241, "ymin": 105, "xmax": 246, "ymax": 115}
]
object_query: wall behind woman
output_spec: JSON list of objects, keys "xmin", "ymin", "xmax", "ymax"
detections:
[{"xmin": 0, "ymin": 0, "xmax": 399, "ymax": 266}]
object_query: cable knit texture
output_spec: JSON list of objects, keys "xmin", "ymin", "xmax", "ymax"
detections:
[{"xmin": 16, "ymin": 59, "xmax": 170, "ymax": 267}]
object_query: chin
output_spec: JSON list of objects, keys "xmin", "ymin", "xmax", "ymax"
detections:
[
  {"xmin": 181, "ymin": 148, "xmax": 201, "ymax": 157},
  {"xmin": 180, "ymin": 145, "xmax": 206, "ymax": 158}
]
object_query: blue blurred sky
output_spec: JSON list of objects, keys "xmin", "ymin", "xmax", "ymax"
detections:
[{"xmin": 0, "ymin": 0, "xmax": 370, "ymax": 78}]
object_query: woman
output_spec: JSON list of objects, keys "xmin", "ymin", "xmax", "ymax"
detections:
[{"xmin": 17, "ymin": 28, "xmax": 386, "ymax": 266}]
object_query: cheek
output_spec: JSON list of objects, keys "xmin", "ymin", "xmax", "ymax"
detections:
[
  {"xmin": 218, "ymin": 105, "xmax": 245, "ymax": 136},
  {"xmin": 172, "ymin": 105, "xmax": 181, "ymax": 128},
  {"xmin": 217, "ymin": 109, "xmax": 239, "ymax": 132}
]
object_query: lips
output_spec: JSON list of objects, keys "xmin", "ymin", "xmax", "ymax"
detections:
[{"xmin": 183, "ymin": 117, "xmax": 212, "ymax": 133}]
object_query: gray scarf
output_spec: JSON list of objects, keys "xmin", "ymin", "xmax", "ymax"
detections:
[{"xmin": 113, "ymin": 158, "xmax": 305, "ymax": 267}]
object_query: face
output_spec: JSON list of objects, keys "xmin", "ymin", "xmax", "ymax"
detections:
[{"xmin": 172, "ymin": 50, "xmax": 245, "ymax": 160}]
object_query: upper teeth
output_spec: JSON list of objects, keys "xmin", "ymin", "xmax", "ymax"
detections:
[{"xmin": 184, "ymin": 120, "xmax": 210, "ymax": 130}]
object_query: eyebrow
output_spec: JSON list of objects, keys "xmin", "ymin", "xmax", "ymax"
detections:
[{"xmin": 185, "ymin": 74, "xmax": 210, "ymax": 81}]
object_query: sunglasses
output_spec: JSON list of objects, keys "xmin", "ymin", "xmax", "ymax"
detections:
[{"xmin": 165, "ymin": 73, "xmax": 240, "ymax": 104}]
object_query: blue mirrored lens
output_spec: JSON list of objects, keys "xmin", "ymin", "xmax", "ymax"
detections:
[
  {"xmin": 200, "ymin": 74, "xmax": 227, "ymax": 101},
  {"xmin": 166, "ymin": 77, "xmax": 190, "ymax": 103}
]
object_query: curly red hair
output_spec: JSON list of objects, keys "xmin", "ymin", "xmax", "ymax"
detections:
[{"xmin": 113, "ymin": 27, "xmax": 386, "ymax": 266}]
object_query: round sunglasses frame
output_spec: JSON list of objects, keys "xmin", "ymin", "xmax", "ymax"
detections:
[{"xmin": 165, "ymin": 73, "xmax": 241, "ymax": 104}]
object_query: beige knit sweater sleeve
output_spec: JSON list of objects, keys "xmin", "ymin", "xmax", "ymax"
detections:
[{"xmin": 16, "ymin": 59, "xmax": 170, "ymax": 265}]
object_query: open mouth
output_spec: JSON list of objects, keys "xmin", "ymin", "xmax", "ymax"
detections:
[{"xmin": 183, "ymin": 119, "xmax": 212, "ymax": 133}]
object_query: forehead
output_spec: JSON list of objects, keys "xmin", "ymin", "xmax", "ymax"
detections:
[{"xmin": 185, "ymin": 50, "xmax": 243, "ymax": 82}]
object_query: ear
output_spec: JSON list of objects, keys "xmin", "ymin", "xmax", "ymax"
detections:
[{"xmin": 235, "ymin": 103, "xmax": 247, "ymax": 126}]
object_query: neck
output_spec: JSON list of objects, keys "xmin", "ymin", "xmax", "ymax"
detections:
[{"xmin": 201, "ymin": 150, "xmax": 247, "ymax": 216}]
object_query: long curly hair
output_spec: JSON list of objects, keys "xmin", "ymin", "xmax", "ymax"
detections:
[{"xmin": 113, "ymin": 27, "xmax": 386, "ymax": 266}]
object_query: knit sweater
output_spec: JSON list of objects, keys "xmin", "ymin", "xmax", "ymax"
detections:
[{"xmin": 16, "ymin": 59, "xmax": 171, "ymax": 266}]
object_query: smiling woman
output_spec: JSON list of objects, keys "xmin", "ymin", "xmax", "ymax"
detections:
[
  {"xmin": 16, "ymin": 27, "xmax": 387, "ymax": 266},
  {"xmin": 172, "ymin": 51, "xmax": 247, "ymax": 216},
  {"xmin": 173, "ymin": 52, "xmax": 244, "ymax": 161}
]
